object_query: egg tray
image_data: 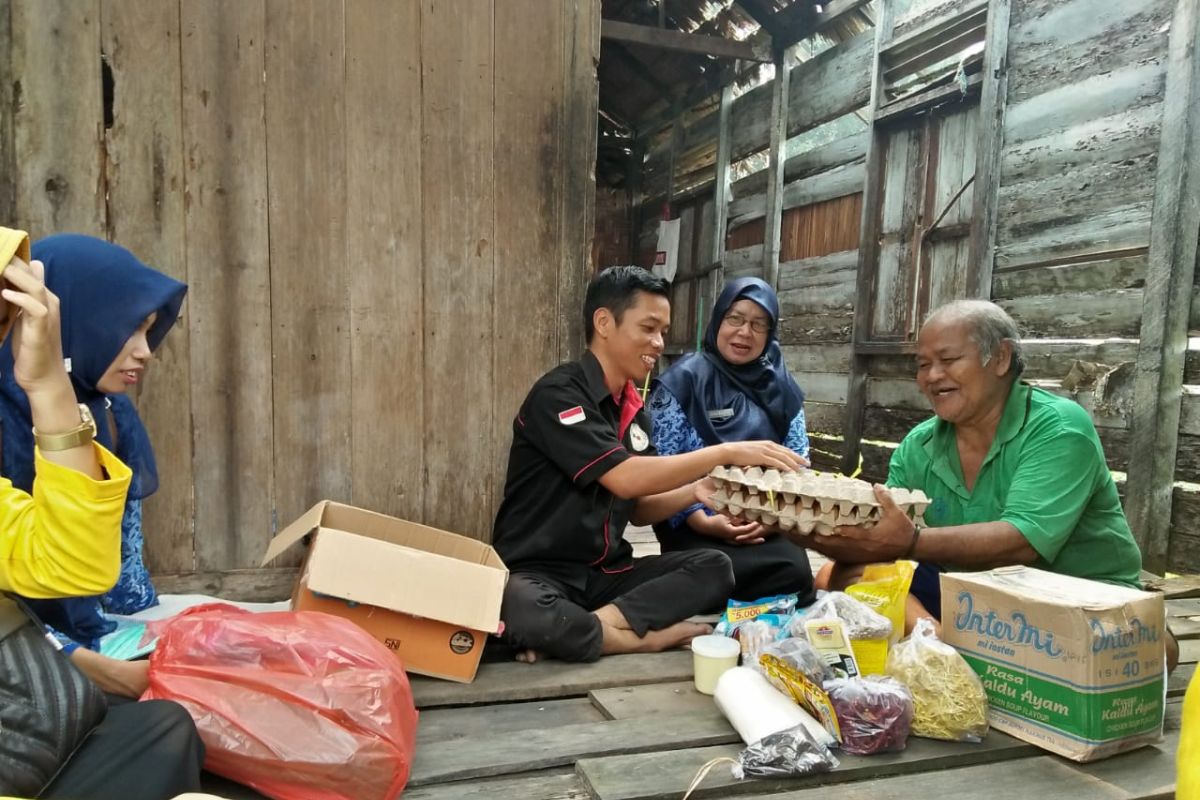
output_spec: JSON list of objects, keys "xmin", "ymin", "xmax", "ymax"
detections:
[{"xmin": 707, "ymin": 466, "xmax": 930, "ymax": 536}]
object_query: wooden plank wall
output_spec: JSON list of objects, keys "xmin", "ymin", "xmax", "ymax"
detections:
[
  {"xmin": 634, "ymin": 0, "xmax": 1200, "ymax": 573},
  {"xmin": 0, "ymin": 0, "xmax": 600, "ymax": 589}
]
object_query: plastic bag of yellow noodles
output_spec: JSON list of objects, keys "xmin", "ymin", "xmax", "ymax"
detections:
[{"xmin": 885, "ymin": 618, "xmax": 988, "ymax": 742}]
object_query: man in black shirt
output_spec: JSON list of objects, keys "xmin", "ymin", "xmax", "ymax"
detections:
[{"xmin": 493, "ymin": 267, "xmax": 806, "ymax": 662}]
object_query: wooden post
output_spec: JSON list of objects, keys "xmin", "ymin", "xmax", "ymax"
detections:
[
  {"xmin": 0, "ymin": 4, "xmax": 14, "ymax": 224},
  {"xmin": 965, "ymin": 0, "xmax": 1011, "ymax": 299},
  {"xmin": 763, "ymin": 49, "xmax": 791, "ymax": 288},
  {"xmin": 626, "ymin": 139, "xmax": 645, "ymax": 265},
  {"xmin": 667, "ymin": 115, "xmax": 684, "ymax": 207},
  {"xmin": 1125, "ymin": 0, "xmax": 1200, "ymax": 575},
  {"xmin": 710, "ymin": 82, "xmax": 734, "ymax": 308},
  {"xmin": 840, "ymin": 0, "xmax": 896, "ymax": 476}
]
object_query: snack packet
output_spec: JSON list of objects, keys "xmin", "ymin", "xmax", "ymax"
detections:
[
  {"xmin": 758, "ymin": 637, "xmax": 831, "ymax": 684},
  {"xmin": 759, "ymin": 652, "xmax": 842, "ymax": 743},
  {"xmin": 715, "ymin": 594, "xmax": 799, "ymax": 637}
]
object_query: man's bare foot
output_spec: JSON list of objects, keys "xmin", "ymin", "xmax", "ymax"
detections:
[
  {"xmin": 642, "ymin": 621, "xmax": 712, "ymax": 652},
  {"xmin": 515, "ymin": 649, "xmax": 542, "ymax": 663}
]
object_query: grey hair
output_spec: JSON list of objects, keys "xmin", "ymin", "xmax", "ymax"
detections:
[{"xmin": 922, "ymin": 300, "xmax": 1026, "ymax": 377}]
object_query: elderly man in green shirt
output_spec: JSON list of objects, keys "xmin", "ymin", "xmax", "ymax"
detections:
[{"xmin": 787, "ymin": 299, "xmax": 1179, "ymax": 672}]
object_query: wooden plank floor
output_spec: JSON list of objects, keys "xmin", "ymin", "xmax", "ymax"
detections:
[
  {"xmin": 402, "ymin": 592, "xmax": 1197, "ymax": 800},
  {"xmin": 202, "ymin": 586, "xmax": 1197, "ymax": 799}
]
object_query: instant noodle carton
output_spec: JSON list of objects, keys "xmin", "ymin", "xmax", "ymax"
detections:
[{"xmin": 941, "ymin": 567, "xmax": 1164, "ymax": 762}]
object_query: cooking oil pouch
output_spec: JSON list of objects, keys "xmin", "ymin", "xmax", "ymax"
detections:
[{"xmin": 847, "ymin": 560, "xmax": 916, "ymax": 645}]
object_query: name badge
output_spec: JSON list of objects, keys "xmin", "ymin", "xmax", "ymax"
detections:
[
  {"xmin": 629, "ymin": 422, "xmax": 650, "ymax": 452},
  {"xmin": 708, "ymin": 408, "xmax": 735, "ymax": 421}
]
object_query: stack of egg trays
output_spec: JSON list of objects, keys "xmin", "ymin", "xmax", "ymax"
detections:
[{"xmin": 707, "ymin": 466, "xmax": 930, "ymax": 535}]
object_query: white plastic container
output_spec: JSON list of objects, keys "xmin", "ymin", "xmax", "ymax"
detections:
[{"xmin": 691, "ymin": 634, "xmax": 741, "ymax": 694}]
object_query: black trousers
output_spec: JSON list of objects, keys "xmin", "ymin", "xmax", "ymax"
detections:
[
  {"xmin": 657, "ymin": 526, "xmax": 816, "ymax": 603},
  {"xmin": 501, "ymin": 550, "xmax": 734, "ymax": 662},
  {"xmin": 43, "ymin": 699, "xmax": 204, "ymax": 800}
]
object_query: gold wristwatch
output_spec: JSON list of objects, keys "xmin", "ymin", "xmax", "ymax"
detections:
[{"xmin": 33, "ymin": 404, "xmax": 97, "ymax": 452}]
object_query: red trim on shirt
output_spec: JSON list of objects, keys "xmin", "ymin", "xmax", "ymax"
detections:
[
  {"xmin": 617, "ymin": 380, "xmax": 644, "ymax": 441},
  {"xmin": 573, "ymin": 446, "xmax": 623, "ymax": 482},
  {"xmin": 591, "ymin": 512, "xmax": 634, "ymax": 573}
]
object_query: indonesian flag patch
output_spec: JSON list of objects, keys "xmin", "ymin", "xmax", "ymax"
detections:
[{"xmin": 558, "ymin": 406, "xmax": 586, "ymax": 426}]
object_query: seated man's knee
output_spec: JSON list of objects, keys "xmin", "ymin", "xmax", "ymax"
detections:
[
  {"xmin": 501, "ymin": 576, "xmax": 599, "ymax": 660},
  {"xmin": 690, "ymin": 550, "xmax": 735, "ymax": 599},
  {"xmin": 501, "ymin": 578, "xmax": 560, "ymax": 642}
]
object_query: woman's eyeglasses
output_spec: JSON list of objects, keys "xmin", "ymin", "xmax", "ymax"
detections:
[{"xmin": 722, "ymin": 313, "xmax": 770, "ymax": 334}]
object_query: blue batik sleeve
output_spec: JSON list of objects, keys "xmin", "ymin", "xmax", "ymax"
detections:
[
  {"xmin": 649, "ymin": 386, "xmax": 709, "ymax": 529},
  {"xmin": 784, "ymin": 407, "xmax": 810, "ymax": 459}
]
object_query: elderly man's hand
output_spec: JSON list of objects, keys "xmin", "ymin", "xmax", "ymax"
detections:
[{"xmin": 786, "ymin": 484, "xmax": 917, "ymax": 564}]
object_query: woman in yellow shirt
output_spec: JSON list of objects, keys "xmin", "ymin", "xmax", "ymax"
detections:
[
  {"xmin": 0, "ymin": 233, "xmax": 203, "ymax": 800},
  {"xmin": 1181, "ymin": 667, "xmax": 1199, "ymax": 800}
]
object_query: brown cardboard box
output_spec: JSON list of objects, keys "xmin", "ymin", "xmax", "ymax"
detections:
[
  {"xmin": 262, "ymin": 501, "xmax": 508, "ymax": 683},
  {"xmin": 941, "ymin": 567, "xmax": 1165, "ymax": 762}
]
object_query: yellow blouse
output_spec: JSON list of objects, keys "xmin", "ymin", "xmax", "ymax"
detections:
[{"xmin": 0, "ymin": 443, "xmax": 131, "ymax": 598}]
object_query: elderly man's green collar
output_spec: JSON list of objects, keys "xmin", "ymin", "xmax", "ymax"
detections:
[{"xmin": 889, "ymin": 379, "xmax": 1143, "ymax": 589}]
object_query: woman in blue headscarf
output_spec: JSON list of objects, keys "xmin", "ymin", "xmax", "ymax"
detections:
[
  {"xmin": 0, "ymin": 234, "xmax": 186, "ymax": 695},
  {"xmin": 649, "ymin": 277, "xmax": 814, "ymax": 602}
]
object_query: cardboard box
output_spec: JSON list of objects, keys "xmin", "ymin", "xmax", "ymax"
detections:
[
  {"xmin": 262, "ymin": 501, "xmax": 508, "ymax": 683},
  {"xmin": 941, "ymin": 567, "xmax": 1165, "ymax": 762}
]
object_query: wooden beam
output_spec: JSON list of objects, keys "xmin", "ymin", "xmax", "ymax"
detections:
[
  {"xmin": 709, "ymin": 83, "xmax": 734, "ymax": 307},
  {"xmin": 635, "ymin": 61, "xmax": 741, "ymax": 136},
  {"xmin": 966, "ymin": 0, "xmax": 1011, "ymax": 298},
  {"xmin": 734, "ymin": 0, "xmax": 788, "ymax": 43},
  {"xmin": 763, "ymin": 50, "xmax": 791, "ymax": 288},
  {"xmin": 884, "ymin": 0, "xmax": 988, "ymax": 60},
  {"xmin": 601, "ymin": 19, "xmax": 772, "ymax": 62},
  {"xmin": 605, "ymin": 40, "xmax": 678, "ymax": 102},
  {"xmin": 882, "ymin": 22, "xmax": 987, "ymax": 83},
  {"xmin": 815, "ymin": 0, "xmax": 875, "ymax": 34},
  {"xmin": 152, "ymin": 568, "xmax": 298, "ymax": 602},
  {"xmin": 1125, "ymin": 0, "xmax": 1200, "ymax": 574},
  {"xmin": 841, "ymin": 0, "xmax": 897, "ymax": 476},
  {"xmin": 875, "ymin": 65, "xmax": 983, "ymax": 124}
]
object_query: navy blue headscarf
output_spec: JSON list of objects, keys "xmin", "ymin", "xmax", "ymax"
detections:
[
  {"xmin": 0, "ymin": 234, "xmax": 187, "ymax": 499},
  {"xmin": 657, "ymin": 277, "xmax": 804, "ymax": 444}
]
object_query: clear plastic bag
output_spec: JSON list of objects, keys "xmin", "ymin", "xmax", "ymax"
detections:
[
  {"xmin": 758, "ymin": 636, "xmax": 830, "ymax": 684},
  {"xmin": 734, "ymin": 723, "xmax": 840, "ymax": 779},
  {"xmin": 738, "ymin": 615, "xmax": 788, "ymax": 664},
  {"xmin": 142, "ymin": 604, "xmax": 418, "ymax": 800},
  {"xmin": 885, "ymin": 618, "xmax": 988, "ymax": 742},
  {"xmin": 825, "ymin": 676, "xmax": 914, "ymax": 755},
  {"xmin": 791, "ymin": 592, "xmax": 892, "ymax": 641}
]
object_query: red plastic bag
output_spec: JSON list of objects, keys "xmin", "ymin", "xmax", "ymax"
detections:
[{"xmin": 142, "ymin": 604, "xmax": 418, "ymax": 800}]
